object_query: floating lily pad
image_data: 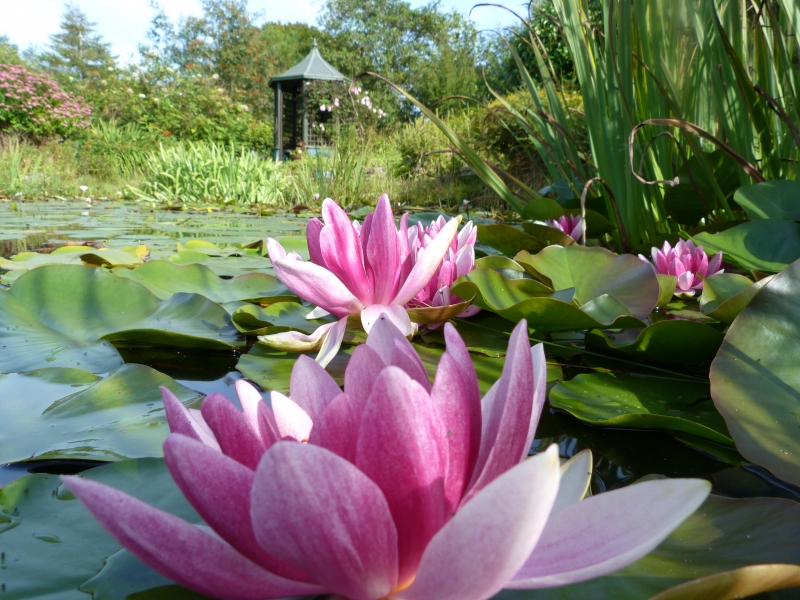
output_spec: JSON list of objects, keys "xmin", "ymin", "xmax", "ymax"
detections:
[
  {"xmin": 0, "ymin": 265, "xmax": 242, "ymax": 373},
  {"xmin": 549, "ymin": 372, "xmax": 733, "ymax": 447},
  {"xmin": 650, "ymin": 564, "xmax": 800, "ymax": 600},
  {"xmin": 733, "ymin": 180, "xmax": 800, "ymax": 221},
  {"xmin": 231, "ymin": 302, "xmax": 331, "ymax": 336},
  {"xmin": 699, "ymin": 273, "xmax": 772, "ymax": 324},
  {"xmin": 0, "ymin": 364, "xmax": 202, "ymax": 464},
  {"xmin": 476, "ymin": 224, "xmax": 571, "ymax": 257},
  {"xmin": 711, "ymin": 259, "xmax": 800, "ymax": 487},
  {"xmin": 693, "ymin": 220, "xmax": 800, "ymax": 273},
  {"xmin": 113, "ymin": 261, "xmax": 293, "ymax": 304},
  {"xmin": 0, "ymin": 245, "xmax": 148, "ymax": 271},
  {"xmin": 585, "ymin": 320, "xmax": 725, "ymax": 365},
  {"xmin": 515, "ymin": 246, "xmax": 659, "ymax": 319}
]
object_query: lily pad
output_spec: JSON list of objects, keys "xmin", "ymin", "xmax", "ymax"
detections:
[
  {"xmin": 699, "ymin": 273, "xmax": 772, "ymax": 324},
  {"xmin": 733, "ymin": 180, "xmax": 800, "ymax": 221},
  {"xmin": 231, "ymin": 302, "xmax": 331, "ymax": 336},
  {"xmin": 549, "ymin": 372, "xmax": 733, "ymax": 446},
  {"xmin": 515, "ymin": 246, "xmax": 659, "ymax": 319},
  {"xmin": 113, "ymin": 261, "xmax": 293, "ymax": 304},
  {"xmin": 476, "ymin": 224, "xmax": 572, "ymax": 257},
  {"xmin": 693, "ymin": 220, "xmax": 800, "ymax": 273},
  {"xmin": 0, "ymin": 245, "xmax": 148, "ymax": 271},
  {"xmin": 499, "ymin": 493, "xmax": 800, "ymax": 599},
  {"xmin": 0, "ymin": 364, "xmax": 202, "ymax": 464},
  {"xmin": 0, "ymin": 265, "xmax": 242, "ymax": 373},
  {"xmin": 167, "ymin": 251, "xmax": 274, "ymax": 277},
  {"xmin": 711, "ymin": 258, "xmax": 800, "ymax": 487},
  {"xmin": 585, "ymin": 320, "xmax": 725, "ymax": 365},
  {"xmin": 650, "ymin": 564, "xmax": 800, "ymax": 600}
]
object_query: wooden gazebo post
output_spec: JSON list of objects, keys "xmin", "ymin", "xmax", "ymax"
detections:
[{"xmin": 269, "ymin": 40, "xmax": 349, "ymax": 162}]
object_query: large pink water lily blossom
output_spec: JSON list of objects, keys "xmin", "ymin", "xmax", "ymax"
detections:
[
  {"xmin": 546, "ymin": 215, "xmax": 584, "ymax": 242},
  {"xmin": 262, "ymin": 195, "xmax": 466, "ymax": 366},
  {"xmin": 639, "ymin": 239, "xmax": 723, "ymax": 298},
  {"xmin": 64, "ymin": 317, "xmax": 711, "ymax": 600}
]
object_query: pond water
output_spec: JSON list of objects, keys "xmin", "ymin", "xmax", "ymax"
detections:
[{"xmin": 0, "ymin": 200, "xmax": 797, "ymax": 504}]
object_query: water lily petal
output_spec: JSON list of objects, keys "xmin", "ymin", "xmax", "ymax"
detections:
[
  {"xmin": 234, "ymin": 380, "xmax": 265, "ymax": 442},
  {"xmin": 269, "ymin": 391, "xmax": 313, "ymax": 441},
  {"xmin": 465, "ymin": 319, "xmax": 534, "ymax": 501},
  {"xmin": 306, "ymin": 218, "xmax": 325, "ymax": 266},
  {"xmin": 320, "ymin": 198, "xmax": 372, "ymax": 303},
  {"xmin": 367, "ymin": 194, "xmax": 400, "ymax": 304},
  {"xmin": 708, "ymin": 250, "xmax": 723, "ymax": 274},
  {"xmin": 552, "ymin": 449, "xmax": 592, "ymax": 512},
  {"xmin": 315, "ymin": 316, "xmax": 348, "ymax": 368},
  {"xmin": 258, "ymin": 321, "xmax": 336, "ymax": 352},
  {"xmin": 392, "ymin": 215, "xmax": 461, "ymax": 306},
  {"xmin": 267, "ymin": 246, "xmax": 362, "ymax": 317},
  {"xmin": 251, "ymin": 442, "xmax": 399, "ymax": 600},
  {"xmin": 398, "ymin": 446, "xmax": 560, "ymax": 600},
  {"xmin": 163, "ymin": 434, "xmax": 310, "ymax": 581},
  {"xmin": 508, "ymin": 478, "xmax": 711, "ymax": 588},
  {"xmin": 289, "ymin": 354, "xmax": 342, "ymax": 419},
  {"xmin": 200, "ymin": 393, "xmax": 265, "ymax": 470},
  {"xmin": 62, "ymin": 475, "xmax": 323, "ymax": 600},
  {"xmin": 306, "ymin": 306, "xmax": 330, "ymax": 319},
  {"xmin": 361, "ymin": 304, "xmax": 414, "ymax": 336},
  {"xmin": 161, "ymin": 386, "xmax": 219, "ymax": 451},
  {"xmin": 356, "ymin": 366, "xmax": 448, "ymax": 584},
  {"xmin": 344, "ymin": 343, "xmax": 387, "ymax": 404},
  {"xmin": 522, "ymin": 343, "xmax": 548, "ymax": 462},
  {"xmin": 307, "ymin": 391, "xmax": 365, "ymax": 462}
]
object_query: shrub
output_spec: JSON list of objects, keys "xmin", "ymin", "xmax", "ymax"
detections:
[{"xmin": 0, "ymin": 64, "xmax": 91, "ymax": 140}]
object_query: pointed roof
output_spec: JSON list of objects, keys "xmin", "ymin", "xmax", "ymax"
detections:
[{"xmin": 269, "ymin": 40, "xmax": 349, "ymax": 85}]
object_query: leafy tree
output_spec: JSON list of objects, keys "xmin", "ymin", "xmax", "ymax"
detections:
[
  {"xmin": 0, "ymin": 36, "xmax": 24, "ymax": 65},
  {"xmin": 38, "ymin": 3, "xmax": 117, "ymax": 83}
]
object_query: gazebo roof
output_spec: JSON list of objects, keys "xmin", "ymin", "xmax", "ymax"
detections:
[{"xmin": 269, "ymin": 40, "xmax": 349, "ymax": 85}]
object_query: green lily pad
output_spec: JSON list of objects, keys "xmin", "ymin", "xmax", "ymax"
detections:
[
  {"xmin": 113, "ymin": 261, "xmax": 293, "ymax": 304},
  {"xmin": 656, "ymin": 274, "xmax": 677, "ymax": 307},
  {"xmin": 515, "ymin": 246, "xmax": 659, "ymax": 319},
  {"xmin": 699, "ymin": 273, "xmax": 772, "ymax": 324},
  {"xmin": 0, "ymin": 265, "xmax": 242, "ymax": 373},
  {"xmin": 451, "ymin": 269, "xmax": 645, "ymax": 333},
  {"xmin": 501, "ymin": 493, "xmax": 800, "ymax": 599},
  {"xmin": 693, "ymin": 220, "xmax": 800, "ymax": 273},
  {"xmin": 585, "ymin": 320, "xmax": 725, "ymax": 365},
  {"xmin": 549, "ymin": 372, "xmax": 733, "ymax": 447},
  {"xmin": 711, "ymin": 258, "xmax": 800, "ymax": 487},
  {"xmin": 231, "ymin": 302, "xmax": 332, "ymax": 336},
  {"xmin": 0, "ymin": 458, "xmax": 205, "ymax": 600},
  {"xmin": 0, "ymin": 364, "xmax": 201, "ymax": 464},
  {"xmin": 476, "ymin": 224, "xmax": 572, "ymax": 257},
  {"xmin": 167, "ymin": 251, "xmax": 273, "ymax": 277},
  {"xmin": 733, "ymin": 180, "xmax": 800, "ymax": 221},
  {"xmin": 650, "ymin": 564, "xmax": 800, "ymax": 600},
  {"xmin": 0, "ymin": 245, "xmax": 149, "ymax": 272}
]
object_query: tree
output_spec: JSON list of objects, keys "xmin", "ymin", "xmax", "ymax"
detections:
[
  {"xmin": 0, "ymin": 36, "xmax": 24, "ymax": 65},
  {"xmin": 38, "ymin": 3, "xmax": 117, "ymax": 83}
]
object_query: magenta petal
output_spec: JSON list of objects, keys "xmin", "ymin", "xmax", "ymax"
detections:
[
  {"xmin": 367, "ymin": 195, "xmax": 400, "ymax": 304},
  {"xmin": 306, "ymin": 218, "xmax": 325, "ymax": 266},
  {"xmin": 269, "ymin": 392, "xmax": 313, "ymax": 441},
  {"xmin": 251, "ymin": 442, "xmax": 398, "ymax": 600},
  {"xmin": 344, "ymin": 344, "xmax": 387, "ymax": 404},
  {"xmin": 320, "ymin": 199, "xmax": 372, "ymax": 303},
  {"xmin": 392, "ymin": 216, "xmax": 460, "ymax": 306},
  {"xmin": 676, "ymin": 270, "xmax": 694, "ymax": 292},
  {"xmin": 708, "ymin": 250, "xmax": 723, "ymax": 274},
  {"xmin": 356, "ymin": 367, "xmax": 447, "ymax": 585},
  {"xmin": 290, "ymin": 354, "xmax": 342, "ymax": 420},
  {"xmin": 508, "ymin": 478, "xmax": 711, "ymax": 588},
  {"xmin": 200, "ymin": 394, "xmax": 265, "ymax": 470},
  {"xmin": 398, "ymin": 446, "xmax": 561, "ymax": 600},
  {"xmin": 465, "ymin": 319, "xmax": 534, "ymax": 501},
  {"xmin": 163, "ymin": 435, "xmax": 311, "ymax": 581},
  {"xmin": 161, "ymin": 386, "xmax": 219, "ymax": 450},
  {"xmin": 62, "ymin": 475, "xmax": 323, "ymax": 600},
  {"xmin": 307, "ymin": 391, "xmax": 365, "ymax": 462},
  {"xmin": 522, "ymin": 343, "xmax": 548, "ymax": 462},
  {"xmin": 234, "ymin": 380, "xmax": 266, "ymax": 443},
  {"xmin": 365, "ymin": 313, "xmax": 430, "ymax": 391},
  {"xmin": 269, "ymin": 254, "xmax": 362, "ymax": 318}
]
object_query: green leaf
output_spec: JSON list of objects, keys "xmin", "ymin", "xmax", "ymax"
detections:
[
  {"xmin": 498, "ymin": 493, "xmax": 800, "ymax": 599},
  {"xmin": 515, "ymin": 245, "xmax": 660, "ymax": 319},
  {"xmin": 711, "ymin": 258, "xmax": 800, "ymax": 487},
  {"xmin": 549, "ymin": 372, "xmax": 733, "ymax": 446},
  {"xmin": 476, "ymin": 224, "xmax": 553, "ymax": 257},
  {"xmin": 113, "ymin": 261, "xmax": 293, "ymax": 304},
  {"xmin": 693, "ymin": 220, "xmax": 800, "ymax": 273},
  {"xmin": 700, "ymin": 273, "xmax": 772, "ymax": 324},
  {"xmin": 656, "ymin": 274, "xmax": 677, "ymax": 306},
  {"xmin": 0, "ymin": 265, "xmax": 242, "ymax": 373},
  {"xmin": 585, "ymin": 320, "xmax": 725, "ymax": 365},
  {"xmin": 520, "ymin": 222, "xmax": 577, "ymax": 247},
  {"xmin": 733, "ymin": 180, "xmax": 800, "ymax": 221},
  {"xmin": 663, "ymin": 151, "xmax": 740, "ymax": 226},
  {"xmin": 0, "ymin": 458, "xmax": 206, "ymax": 600},
  {"xmin": 0, "ymin": 364, "xmax": 201, "ymax": 463},
  {"xmin": 231, "ymin": 302, "xmax": 333, "ymax": 336},
  {"xmin": 0, "ymin": 245, "xmax": 148, "ymax": 272},
  {"xmin": 650, "ymin": 564, "xmax": 800, "ymax": 600}
]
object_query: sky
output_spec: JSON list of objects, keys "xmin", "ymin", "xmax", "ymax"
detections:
[{"xmin": 0, "ymin": 0, "xmax": 525, "ymax": 63}]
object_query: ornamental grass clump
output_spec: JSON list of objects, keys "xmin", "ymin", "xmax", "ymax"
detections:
[
  {"xmin": 64, "ymin": 317, "xmax": 710, "ymax": 600},
  {"xmin": 0, "ymin": 64, "xmax": 91, "ymax": 139}
]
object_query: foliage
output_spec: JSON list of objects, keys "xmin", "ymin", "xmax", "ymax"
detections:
[
  {"xmin": 134, "ymin": 141, "xmax": 289, "ymax": 205},
  {"xmin": 0, "ymin": 63, "xmax": 91, "ymax": 139},
  {"xmin": 0, "ymin": 35, "xmax": 24, "ymax": 65}
]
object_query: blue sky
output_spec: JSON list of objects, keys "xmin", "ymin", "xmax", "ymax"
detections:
[{"xmin": 0, "ymin": 0, "xmax": 525, "ymax": 63}]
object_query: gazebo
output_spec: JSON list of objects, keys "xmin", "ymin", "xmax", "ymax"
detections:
[{"xmin": 269, "ymin": 40, "xmax": 349, "ymax": 161}]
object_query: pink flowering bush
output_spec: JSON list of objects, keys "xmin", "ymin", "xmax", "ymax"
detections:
[{"xmin": 0, "ymin": 64, "xmax": 91, "ymax": 139}]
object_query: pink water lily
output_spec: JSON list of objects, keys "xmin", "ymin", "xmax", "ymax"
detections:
[
  {"xmin": 263, "ymin": 195, "xmax": 463, "ymax": 366},
  {"xmin": 408, "ymin": 215, "xmax": 480, "ymax": 318},
  {"xmin": 64, "ymin": 317, "xmax": 710, "ymax": 600},
  {"xmin": 639, "ymin": 239, "xmax": 723, "ymax": 298},
  {"xmin": 546, "ymin": 215, "xmax": 583, "ymax": 242}
]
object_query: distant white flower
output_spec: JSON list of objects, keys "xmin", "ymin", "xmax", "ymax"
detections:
[
  {"xmin": 79, "ymin": 186, "xmax": 89, "ymax": 192},
  {"xmin": 320, "ymin": 104, "xmax": 326, "ymax": 111},
  {"xmin": 211, "ymin": 73, "xmax": 219, "ymax": 80},
  {"xmin": 320, "ymin": 124, "xmax": 325, "ymax": 132},
  {"xmin": 139, "ymin": 93, "xmax": 146, "ymax": 99},
  {"xmin": 154, "ymin": 97, "xmax": 160, "ymax": 103},
  {"xmin": 333, "ymin": 98, "xmax": 339, "ymax": 107}
]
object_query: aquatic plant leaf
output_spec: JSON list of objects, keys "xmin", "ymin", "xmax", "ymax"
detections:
[
  {"xmin": 733, "ymin": 180, "xmax": 800, "ymax": 221},
  {"xmin": 699, "ymin": 273, "xmax": 772, "ymax": 324},
  {"xmin": 693, "ymin": 220, "xmax": 800, "ymax": 273},
  {"xmin": 650, "ymin": 564, "xmax": 800, "ymax": 600}
]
